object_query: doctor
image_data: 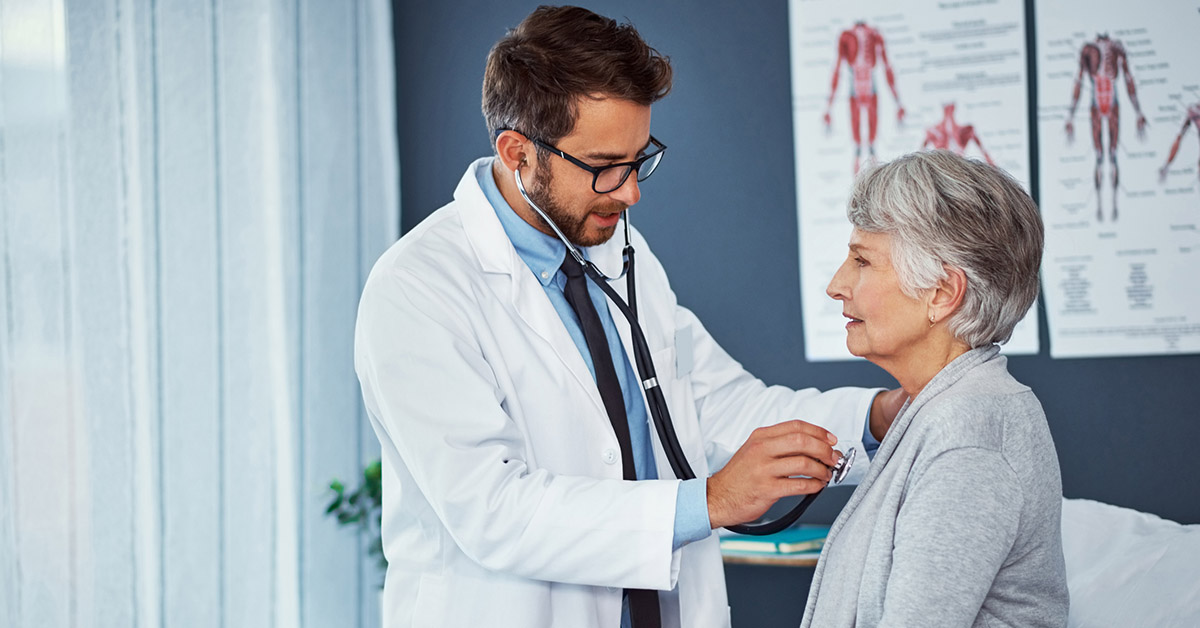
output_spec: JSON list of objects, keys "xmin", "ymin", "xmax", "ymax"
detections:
[{"xmin": 354, "ymin": 6, "xmax": 902, "ymax": 628}]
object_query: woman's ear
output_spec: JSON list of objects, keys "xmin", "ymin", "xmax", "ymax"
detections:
[
  {"xmin": 495, "ymin": 130, "xmax": 531, "ymax": 173},
  {"xmin": 929, "ymin": 265, "xmax": 967, "ymax": 325}
]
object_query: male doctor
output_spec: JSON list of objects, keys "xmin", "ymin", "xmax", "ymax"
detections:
[{"xmin": 354, "ymin": 6, "xmax": 902, "ymax": 628}]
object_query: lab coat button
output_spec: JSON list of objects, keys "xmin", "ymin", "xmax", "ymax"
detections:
[{"xmin": 602, "ymin": 448, "xmax": 617, "ymax": 464}]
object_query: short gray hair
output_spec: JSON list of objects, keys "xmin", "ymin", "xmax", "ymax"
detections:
[{"xmin": 846, "ymin": 150, "xmax": 1043, "ymax": 347}]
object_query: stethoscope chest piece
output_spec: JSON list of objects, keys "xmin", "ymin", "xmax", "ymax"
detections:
[{"xmin": 830, "ymin": 446, "xmax": 856, "ymax": 485}]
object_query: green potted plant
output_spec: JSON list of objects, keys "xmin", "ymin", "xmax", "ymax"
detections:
[{"xmin": 325, "ymin": 459, "xmax": 387, "ymax": 575}]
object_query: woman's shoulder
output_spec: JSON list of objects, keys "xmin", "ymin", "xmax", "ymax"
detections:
[
  {"xmin": 911, "ymin": 359, "xmax": 1049, "ymax": 453},
  {"xmin": 929, "ymin": 352, "xmax": 1038, "ymax": 406},
  {"xmin": 949, "ymin": 351, "xmax": 1032, "ymax": 396},
  {"xmin": 905, "ymin": 381, "xmax": 1060, "ymax": 496}
]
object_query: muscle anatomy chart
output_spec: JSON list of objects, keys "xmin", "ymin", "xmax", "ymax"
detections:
[
  {"xmin": 822, "ymin": 21, "xmax": 906, "ymax": 174},
  {"xmin": 789, "ymin": 0, "xmax": 1034, "ymax": 361},
  {"xmin": 1064, "ymin": 34, "xmax": 1149, "ymax": 222},
  {"xmin": 1036, "ymin": 1, "xmax": 1200, "ymax": 357}
]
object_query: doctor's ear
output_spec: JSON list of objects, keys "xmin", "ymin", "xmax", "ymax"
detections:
[{"xmin": 495, "ymin": 130, "xmax": 532, "ymax": 172}]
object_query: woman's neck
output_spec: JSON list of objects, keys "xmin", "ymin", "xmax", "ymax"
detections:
[{"xmin": 883, "ymin": 337, "xmax": 973, "ymax": 399}]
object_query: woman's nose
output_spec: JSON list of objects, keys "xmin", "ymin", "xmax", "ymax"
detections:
[{"xmin": 827, "ymin": 262, "xmax": 849, "ymax": 300}]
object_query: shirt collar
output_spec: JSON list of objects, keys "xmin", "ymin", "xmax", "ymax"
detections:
[{"xmin": 478, "ymin": 160, "xmax": 568, "ymax": 287}]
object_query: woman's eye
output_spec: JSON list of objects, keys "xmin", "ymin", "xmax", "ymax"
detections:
[{"xmin": 854, "ymin": 256, "xmax": 868, "ymax": 267}]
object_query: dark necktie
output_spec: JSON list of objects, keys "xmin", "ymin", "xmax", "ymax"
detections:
[{"xmin": 560, "ymin": 254, "xmax": 662, "ymax": 628}]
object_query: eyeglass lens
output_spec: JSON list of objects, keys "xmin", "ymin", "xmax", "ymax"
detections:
[{"xmin": 594, "ymin": 151, "xmax": 663, "ymax": 194}]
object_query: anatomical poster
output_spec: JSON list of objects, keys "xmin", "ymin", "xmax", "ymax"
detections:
[
  {"xmin": 1036, "ymin": 1, "xmax": 1200, "ymax": 357},
  {"xmin": 788, "ymin": 0, "xmax": 1036, "ymax": 361}
]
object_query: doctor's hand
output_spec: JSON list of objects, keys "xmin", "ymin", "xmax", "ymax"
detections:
[{"xmin": 705, "ymin": 420, "xmax": 841, "ymax": 530}]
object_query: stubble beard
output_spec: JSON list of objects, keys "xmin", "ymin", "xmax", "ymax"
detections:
[{"xmin": 529, "ymin": 164, "xmax": 625, "ymax": 248}]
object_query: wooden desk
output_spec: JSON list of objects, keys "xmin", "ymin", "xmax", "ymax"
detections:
[{"xmin": 720, "ymin": 551, "xmax": 820, "ymax": 567}]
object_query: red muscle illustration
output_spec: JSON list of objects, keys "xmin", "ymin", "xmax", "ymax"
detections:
[
  {"xmin": 1065, "ymin": 34, "xmax": 1148, "ymax": 221},
  {"xmin": 922, "ymin": 103, "xmax": 995, "ymax": 166},
  {"xmin": 1160, "ymin": 102, "xmax": 1200, "ymax": 184},
  {"xmin": 823, "ymin": 21, "xmax": 905, "ymax": 173}
]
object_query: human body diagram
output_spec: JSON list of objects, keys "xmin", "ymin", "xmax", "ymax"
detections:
[
  {"xmin": 1064, "ymin": 34, "xmax": 1148, "ymax": 221},
  {"xmin": 1160, "ymin": 101, "xmax": 1200, "ymax": 184},
  {"xmin": 823, "ymin": 21, "xmax": 905, "ymax": 173},
  {"xmin": 922, "ymin": 102, "xmax": 995, "ymax": 165}
]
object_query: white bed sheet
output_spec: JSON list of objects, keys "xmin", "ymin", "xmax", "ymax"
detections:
[{"xmin": 1062, "ymin": 498, "xmax": 1200, "ymax": 628}]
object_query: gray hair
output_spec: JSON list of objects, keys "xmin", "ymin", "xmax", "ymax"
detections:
[{"xmin": 846, "ymin": 150, "xmax": 1043, "ymax": 347}]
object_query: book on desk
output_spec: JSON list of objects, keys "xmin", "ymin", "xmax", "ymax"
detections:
[{"xmin": 718, "ymin": 524, "xmax": 829, "ymax": 555}]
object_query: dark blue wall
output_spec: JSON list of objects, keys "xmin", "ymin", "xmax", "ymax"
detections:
[{"xmin": 392, "ymin": 1, "xmax": 1200, "ymax": 625}]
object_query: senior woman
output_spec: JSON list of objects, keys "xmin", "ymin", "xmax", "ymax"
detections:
[{"xmin": 801, "ymin": 150, "xmax": 1068, "ymax": 627}]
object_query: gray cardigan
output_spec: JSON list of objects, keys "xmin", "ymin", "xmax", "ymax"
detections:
[{"xmin": 801, "ymin": 346, "xmax": 1068, "ymax": 628}]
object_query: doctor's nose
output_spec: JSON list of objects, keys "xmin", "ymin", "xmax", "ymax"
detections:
[{"xmin": 607, "ymin": 173, "xmax": 641, "ymax": 206}]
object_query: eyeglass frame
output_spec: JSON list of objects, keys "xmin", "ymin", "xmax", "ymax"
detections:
[{"xmin": 495, "ymin": 128, "xmax": 667, "ymax": 194}]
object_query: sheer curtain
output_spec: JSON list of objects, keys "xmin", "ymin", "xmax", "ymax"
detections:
[{"xmin": 0, "ymin": 0, "xmax": 398, "ymax": 626}]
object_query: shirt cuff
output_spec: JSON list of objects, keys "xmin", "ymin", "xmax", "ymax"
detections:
[{"xmin": 672, "ymin": 478, "xmax": 711, "ymax": 550}]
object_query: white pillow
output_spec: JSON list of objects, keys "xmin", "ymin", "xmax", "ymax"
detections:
[{"xmin": 1062, "ymin": 497, "xmax": 1200, "ymax": 628}]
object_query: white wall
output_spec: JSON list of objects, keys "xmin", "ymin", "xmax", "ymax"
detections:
[{"xmin": 0, "ymin": 0, "xmax": 398, "ymax": 626}]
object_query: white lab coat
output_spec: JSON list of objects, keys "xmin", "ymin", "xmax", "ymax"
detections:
[{"xmin": 354, "ymin": 158, "xmax": 877, "ymax": 628}]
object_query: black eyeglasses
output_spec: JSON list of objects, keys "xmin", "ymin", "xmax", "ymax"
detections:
[
  {"xmin": 533, "ymin": 136, "xmax": 666, "ymax": 194},
  {"xmin": 498, "ymin": 129, "xmax": 667, "ymax": 194}
]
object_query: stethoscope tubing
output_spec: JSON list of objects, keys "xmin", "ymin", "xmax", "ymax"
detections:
[
  {"xmin": 583, "ymin": 251, "xmax": 824, "ymax": 536},
  {"xmin": 515, "ymin": 167, "xmax": 830, "ymax": 536}
]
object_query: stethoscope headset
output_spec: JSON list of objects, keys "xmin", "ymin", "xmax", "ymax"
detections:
[{"xmin": 513, "ymin": 161, "xmax": 854, "ymax": 536}]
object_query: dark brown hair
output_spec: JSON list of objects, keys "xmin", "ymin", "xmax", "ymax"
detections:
[{"xmin": 482, "ymin": 5, "xmax": 673, "ymax": 149}]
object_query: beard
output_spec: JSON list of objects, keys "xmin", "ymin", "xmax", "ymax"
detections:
[{"xmin": 528, "ymin": 164, "xmax": 626, "ymax": 248}]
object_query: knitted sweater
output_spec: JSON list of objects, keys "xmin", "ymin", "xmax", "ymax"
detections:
[{"xmin": 801, "ymin": 345, "xmax": 1069, "ymax": 628}]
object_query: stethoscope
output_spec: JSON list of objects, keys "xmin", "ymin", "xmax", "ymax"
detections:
[{"xmin": 515, "ymin": 167, "xmax": 854, "ymax": 536}]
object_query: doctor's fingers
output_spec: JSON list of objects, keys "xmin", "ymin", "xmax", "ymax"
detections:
[
  {"xmin": 761, "ymin": 453, "xmax": 834, "ymax": 484},
  {"xmin": 772, "ymin": 475, "xmax": 831, "ymax": 498},
  {"xmin": 744, "ymin": 426, "xmax": 841, "ymax": 468},
  {"xmin": 756, "ymin": 419, "xmax": 838, "ymax": 446}
]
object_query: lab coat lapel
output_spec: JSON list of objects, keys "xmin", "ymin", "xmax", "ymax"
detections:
[
  {"xmin": 510, "ymin": 264, "xmax": 607, "ymax": 413},
  {"xmin": 456, "ymin": 159, "xmax": 608, "ymax": 417}
]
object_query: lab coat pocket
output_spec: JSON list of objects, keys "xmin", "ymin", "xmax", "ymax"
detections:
[{"xmin": 412, "ymin": 572, "xmax": 551, "ymax": 627}]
